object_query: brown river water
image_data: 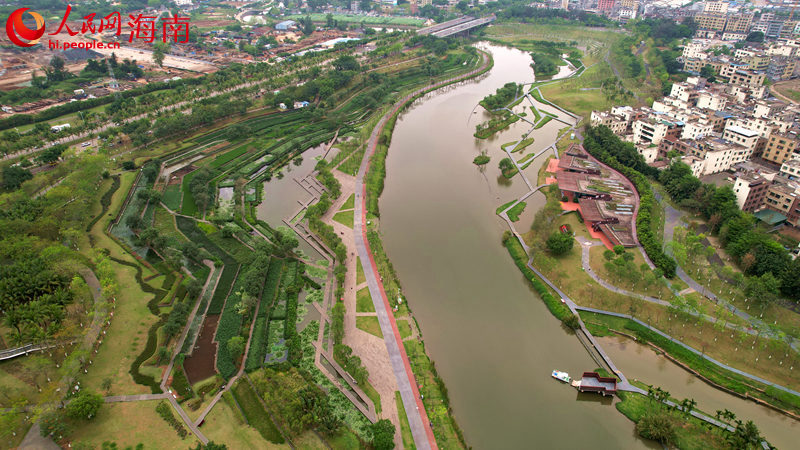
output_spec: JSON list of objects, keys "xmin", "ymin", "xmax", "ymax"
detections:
[{"xmin": 379, "ymin": 43, "xmax": 798, "ymax": 449}]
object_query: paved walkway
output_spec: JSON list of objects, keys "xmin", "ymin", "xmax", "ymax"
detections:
[{"xmin": 351, "ymin": 50, "xmax": 493, "ymax": 450}]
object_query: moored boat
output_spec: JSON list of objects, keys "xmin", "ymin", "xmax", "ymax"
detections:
[{"xmin": 551, "ymin": 370, "xmax": 571, "ymax": 383}]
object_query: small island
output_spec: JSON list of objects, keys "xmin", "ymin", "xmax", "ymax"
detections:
[{"xmin": 473, "ymin": 155, "xmax": 491, "ymax": 165}]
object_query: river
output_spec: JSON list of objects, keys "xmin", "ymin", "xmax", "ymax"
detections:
[
  {"xmin": 380, "ymin": 43, "xmax": 656, "ymax": 449},
  {"xmin": 599, "ymin": 335, "xmax": 799, "ymax": 449}
]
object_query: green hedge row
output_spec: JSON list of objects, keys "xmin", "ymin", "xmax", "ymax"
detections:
[
  {"xmin": 215, "ymin": 271, "xmax": 248, "ymax": 379},
  {"xmin": 155, "ymin": 401, "xmax": 189, "ymax": 439},
  {"xmin": 86, "ymin": 175, "xmax": 120, "ymax": 232},
  {"xmin": 245, "ymin": 259, "xmax": 285, "ymax": 371}
]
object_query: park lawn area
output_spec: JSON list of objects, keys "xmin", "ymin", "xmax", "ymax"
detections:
[
  {"xmin": 78, "ymin": 259, "xmax": 160, "ymax": 396},
  {"xmin": 324, "ymin": 429, "xmax": 364, "ymax": 449},
  {"xmin": 505, "ymin": 137, "xmax": 535, "ymax": 153},
  {"xmin": 507, "ymin": 201, "xmax": 526, "ymax": 222},
  {"xmin": 356, "ymin": 316, "xmax": 382, "ymax": 338},
  {"xmin": 68, "ymin": 400, "xmax": 198, "ymax": 449},
  {"xmin": 356, "ymin": 287, "xmax": 374, "ymax": 313},
  {"xmin": 231, "ymin": 379, "xmax": 285, "ymax": 444},
  {"xmin": 540, "ymin": 83, "xmax": 612, "ymax": 119},
  {"xmin": 395, "ymin": 391, "xmax": 416, "ymax": 450},
  {"xmin": 397, "ymin": 319, "xmax": 413, "ymax": 340},
  {"xmin": 333, "ymin": 210, "xmax": 354, "ymax": 228},
  {"xmin": 340, "ymin": 194, "xmax": 355, "ymax": 210},
  {"xmin": 291, "ymin": 431, "xmax": 329, "ymax": 449},
  {"xmin": 524, "ymin": 212, "xmax": 799, "ymax": 391},
  {"xmin": 161, "ymin": 184, "xmax": 182, "ymax": 210},
  {"xmin": 589, "ymin": 244, "xmax": 675, "ymax": 300},
  {"xmin": 362, "ymin": 379, "xmax": 382, "ymax": 415},
  {"xmin": 615, "ymin": 390, "xmax": 727, "ymax": 450},
  {"xmin": 356, "ymin": 257, "xmax": 365, "ymax": 285},
  {"xmin": 202, "ymin": 393, "xmax": 288, "ymax": 449}
]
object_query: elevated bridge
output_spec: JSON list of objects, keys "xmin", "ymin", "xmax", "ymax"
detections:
[{"xmin": 417, "ymin": 15, "xmax": 495, "ymax": 38}]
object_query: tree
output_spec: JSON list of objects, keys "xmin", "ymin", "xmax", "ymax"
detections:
[
  {"xmin": 603, "ymin": 249, "xmax": 616, "ymax": 261},
  {"xmin": 332, "ymin": 55, "xmax": 359, "ymax": 72},
  {"xmin": 39, "ymin": 410, "xmax": 69, "ymax": 438},
  {"xmin": 546, "ymin": 232, "xmax": 574, "ymax": 256},
  {"xmin": 152, "ymin": 48, "xmax": 165, "ymax": 67},
  {"xmin": 227, "ymin": 336, "xmax": 245, "ymax": 360},
  {"xmin": 66, "ymin": 390, "xmax": 103, "ymax": 420},
  {"xmin": 2, "ymin": 166, "xmax": 32, "ymax": 190},
  {"xmin": 371, "ymin": 419, "xmax": 396, "ymax": 450},
  {"xmin": 746, "ymin": 31, "xmax": 764, "ymax": 42},
  {"xmin": 498, "ymin": 157, "xmax": 515, "ymax": 175},
  {"xmin": 636, "ymin": 411, "xmax": 675, "ymax": 445},
  {"xmin": 700, "ymin": 64, "xmax": 716, "ymax": 82}
]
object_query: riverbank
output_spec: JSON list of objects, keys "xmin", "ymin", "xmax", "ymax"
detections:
[{"xmin": 488, "ymin": 29, "xmax": 800, "ymax": 447}]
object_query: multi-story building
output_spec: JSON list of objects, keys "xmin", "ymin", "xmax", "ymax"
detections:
[
  {"xmin": 764, "ymin": 178, "xmax": 800, "ymax": 226},
  {"xmin": 598, "ymin": 0, "xmax": 616, "ymax": 11},
  {"xmin": 762, "ymin": 129, "xmax": 800, "ymax": 165},
  {"xmin": 726, "ymin": 69, "xmax": 766, "ymax": 87},
  {"xmin": 723, "ymin": 125, "xmax": 761, "ymax": 154},
  {"xmin": 780, "ymin": 156, "xmax": 800, "ymax": 180},
  {"xmin": 695, "ymin": 12, "xmax": 727, "ymax": 31},
  {"xmin": 724, "ymin": 12, "xmax": 754, "ymax": 34},
  {"xmin": 703, "ymin": 1, "xmax": 728, "ymax": 14},
  {"xmin": 633, "ymin": 116, "xmax": 683, "ymax": 145},
  {"xmin": 733, "ymin": 172, "xmax": 770, "ymax": 212},
  {"xmin": 766, "ymin": 55, "xmax": 798, "ymax": 81}
]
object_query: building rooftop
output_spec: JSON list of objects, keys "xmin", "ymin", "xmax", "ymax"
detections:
[{"xmin": 725, "ymin": 125, "xmax": 759, "ymax": 137}]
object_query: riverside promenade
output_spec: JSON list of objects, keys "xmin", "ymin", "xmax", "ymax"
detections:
[{"xmin": 353, "ymin": 51, "xmax": 491, "ymax": 450}]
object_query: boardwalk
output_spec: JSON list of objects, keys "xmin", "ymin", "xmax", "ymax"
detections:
[{"xmin": 353, "ymin": 51, "xmax": 491, "ymax": 450}]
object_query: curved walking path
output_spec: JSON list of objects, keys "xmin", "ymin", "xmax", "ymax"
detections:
[{"xmin": 353, "ymin": 51, "xmax": 492, "ymax": 450}]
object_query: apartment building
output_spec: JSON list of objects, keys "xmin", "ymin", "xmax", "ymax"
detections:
[
  {"xmin": 766, "ymin": 56, "xmax": 798, "ymax": 81},
  {"xmin": 695, "ymin": 12, "xmax": 728, "ymax": 31},
  {"xmin": 723, "ymin": 125, "xmax": 761, "ymax": 154},
  {"xmin": 726, "ymin": 69, "xmax": 766, "ymax": 87},
  {"xmin": 780, "ymin": 156, "xmax": 800, "ymax": 180},
  {"xmin": 762, "ymin": 129, "xmax": 800, "ymax": 165},
  {"xmin": 733, "ymin": 172, "xmax": 770, "ymax": 212},
  {"xmin": 633, "ymin": 116, "xmax": 683, "ymax": 145},
  {"xmin": 703, "ymin": 1, "xmax": 728, "ymax": 14},
  {"xmin": 765, "ymin": 178, "xmax": 800, "ymax": 226},
  {"xmin": 724, "ymin": 12, "xmax": 754, "ymax": 34}
]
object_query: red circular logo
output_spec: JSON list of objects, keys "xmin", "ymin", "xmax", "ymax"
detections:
[{"xmin": 6, "ymin": 8, "xmax": 45, "ymax": 48}]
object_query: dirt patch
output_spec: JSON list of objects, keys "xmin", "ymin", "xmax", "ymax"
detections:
[
  {"xmin": 184, "ymin": 314, "xmax": 219, "ymax": 384},
  {"xmin": 168, "ymin": 165, "xmax": 197, "ymax": 185}
]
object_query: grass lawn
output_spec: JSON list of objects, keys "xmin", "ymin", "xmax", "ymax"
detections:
[
  {"xmin": 356, "ymin": 316, "xmax": 382, "ymax": 338},
  {"xmin": 340, "ymin": 194, "xmax": 355, "ymax": 210},
  {"xmin": 324, "ymin": 429, "xmax": 364, "ymax": 449},
  {"xmin": 68, "ymin": 400, "xmax": 199, "ymax": 448},
  {"xmin": 292, "ymin": 432, "xmax": 329, "ymax": 449},
  {"xmin": 356, "ymin": 287, "xmax": 374, "ymax": 313},
  {"xmin": 589, "ymin": 245, "xmax": 675, "ymax": 300},
  {"xmin": 615, "ymin": 390, "xmax": 728, "ymax": 449},
  {"xmin": 78, "ymin": 258, "xmax": 160, "ymax": 396},
  {"xmin": 362, "ymin": 379, "xmax": 382, "ymax": 415},
  {"xmin": 162, "ymin": 184, "xmax": 182, "ymax": 210},
  {"xmin": 397, "ymin": 319, "xmax": 413, "ymax": 340},
  {"xmin": 202, "ymin": 393, "xmax": 287, "ymax": 449},
  {"xmin": 333, "ymin": 210, "xmax": 354, "ymax": 228},
  {"xmin": 395, "ymin": 391, "xmax": 416, "ymax": 450},
  {"xmin": 356, "ymin": 257, "xmax": 366, "ymax": 285},
  {"xmin": 507, "ymin": 201, "xmax": 526, "ymax": 222}
]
